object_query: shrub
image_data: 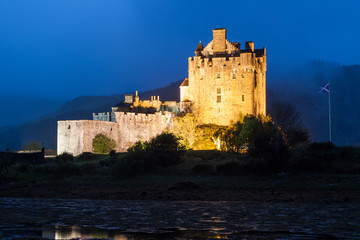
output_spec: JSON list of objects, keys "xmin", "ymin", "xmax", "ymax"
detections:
[
  {"xmin": 92, "ymin": 134, "xmax": 117, "ymax": 154},
  {"xmin": 216, "ymin": 161, "xmax": 243, "ymax": 175},
  {"xmin": 109, "ymin": 150, "xmax": 116, "ymax": 157},
  {"xmin": 56, "ymin": 152, "xmax": 74, "ymax": 164},
  {"xmin": 192, "ymin": 164, "xmax": 215, "ymax": 175},
  {"xmin": 76, "ymin": 152, "xmax": 99, "ymax": 161},
  {"xmin": 114, "ymin": 133, "xmax": 185, "ymax": 176},
  {"xmin": 289, "ymin": 143, "xmax": 360, "ymax": 174},
  {"xmin": 149, "ymin": 133, "xmax": 185, "ymax": 152}
]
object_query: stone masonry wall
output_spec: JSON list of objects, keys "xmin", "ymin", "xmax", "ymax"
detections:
[
  {"xmin": 182, "ymin": 52, "xmax": 266, "ymax": 126},
  {"xmin": 57, "ymin": 111, "xmax": 175, "ymax": 155},
  {"xmin": 115, "ymin": 111, "xmax": 175, "ymax": 151},
  {"xmin": 57, "ymin": 120, "xmax": 119, "ymax": 156}
]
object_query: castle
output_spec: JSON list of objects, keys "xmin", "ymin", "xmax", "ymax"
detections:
[{"xmin": 57, "ymin": 28, "xmax": 266, "ymax": 155}]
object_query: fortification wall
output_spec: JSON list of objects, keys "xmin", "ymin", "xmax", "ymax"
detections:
[
  {"xmin": 57, "ymin": 112, "xmax": 175, "ymax": 155},
  {"xmin": 57, "ymin": 120, "xmax": 84, "ymax": 156},
  {"xmin": 81, "ymin": 120, "xmax": 120, "ymax": 153},
  {"xmin": 115, "ymin": 111, "xmax": 175, "ymax": 151},
  {"xmin": 57, "ymin": 120, "xmax": 119, "ymax": 156}
]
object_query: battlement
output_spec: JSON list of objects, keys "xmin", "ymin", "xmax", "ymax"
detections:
[{"xmin": 114, "ymin": 111, "xmax": 175, "ymax": 124}]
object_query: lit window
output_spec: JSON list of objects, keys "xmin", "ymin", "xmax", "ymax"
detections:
[
  {"xmin": 217, "ymin": 73, "xmax": 220, "ymax": 78},
  {"xmin": 242, "ymin": 95, "xmax": 245, "ymax": 101},
  {"xmin": 217, "ymin": 88, "xmax": 221, "ymax": 94},
  {"xmin": 217, "ymin": 95, "xmax": 221, "ymax": 103},
  {"xmin": 233, "ymin": 73, "xmax": 236, "ymax": 79}
]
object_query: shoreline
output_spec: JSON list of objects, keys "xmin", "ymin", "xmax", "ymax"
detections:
[{"xmin": 1, "ymin": 181, "xmax": 359, "ymax": 203}]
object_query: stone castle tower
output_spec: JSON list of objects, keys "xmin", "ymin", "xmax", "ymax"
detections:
[
  {"xmin": 57, "ymin": 28, "xmax": 267, "ymax": 155},
  {"xmin": 180, "ymin": 28, "xmax": 266, "ymax": 125}
]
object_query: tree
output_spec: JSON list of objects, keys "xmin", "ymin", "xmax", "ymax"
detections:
[
  {"xmin": 269, "ymin": 101, "xmax": 309, "ymax": 147},
  {"xmin": 92, "ymin": 134, "xmax": 117, "ymax": 154},
  {"xmin": 214, "ymin": 115, "xmax": 289, "ymax": 171},
  {"xmin": 22, "ymin": 141, "xmax": 42, "ymax": 151},
  {"xmin": 171, "ymin": 113, "xmax": 198, "ymax": 149}
]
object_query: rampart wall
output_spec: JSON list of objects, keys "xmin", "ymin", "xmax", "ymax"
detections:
[
  {"xmin": 57, "ymin": 120, "xmax": 119, "ymax": 156},
  {"xmin": 115, "ymin": 111, "xmax": 175, "ymax": 151},
  {"xmin": 57, "ymin": 111, "xmax": 175, "ymax": 155}
]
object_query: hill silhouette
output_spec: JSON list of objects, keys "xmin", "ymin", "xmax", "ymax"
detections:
[{"xmin": 0, "ymin": 80, "xmax": 182, "ymax": 150}]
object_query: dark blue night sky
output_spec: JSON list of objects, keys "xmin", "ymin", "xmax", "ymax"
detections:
[{"xmin": 1, "ymin": 0, "xmax": 359, "ymax": 99}]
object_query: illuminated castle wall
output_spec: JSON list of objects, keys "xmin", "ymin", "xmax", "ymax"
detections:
[
  {"xmin": 180, "ymin": 28, "xmax": 266, "ymax": 125},
  {"xmin": 57, "ymin": 28, "xmax": 267, "ymax": 155}
]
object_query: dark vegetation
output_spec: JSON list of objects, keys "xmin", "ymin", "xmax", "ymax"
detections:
[
  {"xmin": 1, "ymin": 118, "xmax": 359, "ymax": 185},
  {"xmin": 1, "ymin": 143, "xmax": 359, "ymax": 185},
  {"xmin": 113, "ymin": 133, "xmax": 185, "ymax": 175}
]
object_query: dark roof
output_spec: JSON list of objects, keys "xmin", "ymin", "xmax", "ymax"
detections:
[
  {"xmin": 195, "ymin": 42, "xmax": 203, "ymax": 51},
  {"xmin": 232, "ymin": 42, "xmax": 240, "ymax": 49},
  {"xmin": 113, "ymin": 102, "xmax": 132, "ymax": 108}
]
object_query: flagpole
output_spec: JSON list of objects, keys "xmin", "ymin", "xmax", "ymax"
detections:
[{"xmin": 328, "ymin": 83, "xmax": 332, "ymax": 142}]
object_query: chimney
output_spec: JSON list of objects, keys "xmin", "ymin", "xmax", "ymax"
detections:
[
  {"xmin": 124, "ymin": 94, "xmax": 134, "ymax": 104},
  {"xmin": 245, "ymin": 41, "xmax": 254, "ymax": 52},
  {"xmin": 212, "ymin": 28, "xmax": 227, "ymax": 53}
]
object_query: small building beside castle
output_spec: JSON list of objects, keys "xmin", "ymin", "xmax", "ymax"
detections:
[{"xmin": 57, "ymin": 28, "xmax": 267, "ymax": 155}]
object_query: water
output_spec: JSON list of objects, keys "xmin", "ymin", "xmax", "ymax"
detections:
[{"xmin": 0, "ymin": 197, "xmax": 359, "ymax": 239}]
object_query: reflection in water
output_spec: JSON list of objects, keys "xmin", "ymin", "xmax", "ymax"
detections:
[
  {"xmin": 42, "ymin": 226, "xmax": 227, "ymax": 240},
  {"xmin": 42, "ymin": 226, "xmax": 131, "ymax": 240},
  {"xmin": 0, "ymin": 197, "xmax": 359, "ymax": 240}
]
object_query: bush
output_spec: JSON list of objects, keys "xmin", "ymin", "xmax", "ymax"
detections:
[
  {"xmin": 56, "ymin": 152, "xmax": 74, "ymax": 164},
  {"xmin": 289, "ymin": 143, "xmax": 360, "ymax": 174},
  {"xmin": 92, "ymin": 134, "xmax": 117, "ymax": 154},
  {"xmin": 192, "ymin": 164, "xmax": 215, "ymax": 175},
  {"xmin": 216, "ymin": 161, "xmax": 243, "ymax": 175},
  {"xmin": 109, "ymin": 150, "xmax": 116, "ymax": 157},
  {"xmin": 114, "ymin": 133, "xmax": 185, "ymax": 176},
  {"xmin": 149, "ymin": 133, "xmax": 185, "ymax": 152},
  {"xmin": 76, "ymin": 152, "xmax": 99, "ymax": 161}
]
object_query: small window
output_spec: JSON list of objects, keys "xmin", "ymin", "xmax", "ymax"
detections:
[
  {"xmin": 217, "ymin": 73, "xmax": 220, "ymax": 78},
  {"xmin": 242, "ymin": 95, "xmax": 245, "ymax": 101},
  {"xmin": 200, "ymin": 75, "xmax": 203, "ymax": 80},
  {"xmin": 233, "ymin": 73, "xmax": 236, "ymax": 79},
  {"xmin": 217, "ymin": 95, "xmax": 221, "ymax": 103},
  {"xmin": 217, "ymin": 88, "xmax": 221, "ymax": 94},
  {"xmin": 68, "ymin": 125, "xmax": 71, "ymax": 129}
]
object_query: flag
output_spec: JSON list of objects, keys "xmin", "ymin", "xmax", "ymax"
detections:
[{"xmin": 319, "ymin": 83, "xmax": 330, "ymax": 93}]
